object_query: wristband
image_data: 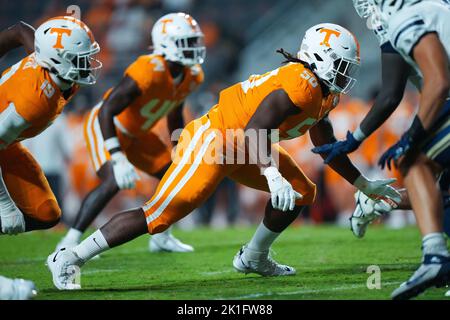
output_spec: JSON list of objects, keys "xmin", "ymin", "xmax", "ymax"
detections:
[
  {"xmin": 353, "ymin": 175, "xmax": 369, "ymax": 189},
  {"xmin": 353, "ymin": 126, "xmax": 367, "ymax": 142},
  {"xmin": 406, "ymin": 116, "xmax": 427, "ymax": 144},
  {"xmin": 111, "ymin": 151, "xmax": 125, "ymax": 161},
  {"xmin": 263, "ymin": 166, "xmax": 282, "ymax": 180},
  {"xmin": 105, "ymin": 137, "xmax": 120, "ymax": 152}
]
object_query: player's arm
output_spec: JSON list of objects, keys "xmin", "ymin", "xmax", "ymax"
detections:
[
  {"xmin": 98, "ymin": 75, "xmax": 141, "ymax": 154},
  {"xmin": 245, "ymin": 89, "xmax": 299, "ymax": 171},
  {"xmin": 311, "ymin": 49, "xmax": 410, "ymax": 163},
  {"xmin": 167, "ymin": 102, "xmax": 184, "ymax": 146},
  {"xmin": 379, "ymin": 34, "xmax": 450, "ymax": 170},
  {"xmin": 358, "ymin": 50, "xmax": 411, "ymax": 136},
  {"xmin": 0, "ymin": 21, "xmax": 35, "ymax": 59},
  {"xmin": 309, "ymin": 116, "xmax": 401, "ymax": 203},
  {"xmin": 98, "ymin": 75, "xmax": 141, "ymax": 189},
  {"xmin": 244, "ymin": 89, "xmax": 303, "ymax": 211},
  {"xmin": 309, "ymin": 117, "xmax": 360, "ymax": 183},
  {"xmin": 413, "ymin": 33, "xmax": 450, "ymax": 129}
]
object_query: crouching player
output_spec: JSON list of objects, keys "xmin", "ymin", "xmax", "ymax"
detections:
[
  {"xmin": 47, "ymin": 23, "xmax": 401, "ymax": 290},
  {"xmin": 0, "ymin": 16, "xmax": 101, "ymax": 235},
  {"xmin": 56, "ymin": 13, "xmax": 205, "ymax": 253},
  {"xmin": 0, "ymin": 16, "xmax": 101, "ymax": 298},
  {"xmin": 312, "ymin": 0, "xmax": 450, "ymax": 299}
]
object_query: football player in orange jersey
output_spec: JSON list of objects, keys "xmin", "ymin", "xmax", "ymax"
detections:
[
  {"xmin": 0, "ymin": 16, "xmax": 101, "ymax": 298},
  {"xmin": 56, "ymin": 13, "xmax": 205, "ymax": 254},
  {"xmin": 48, "ymin": 23, "xmax": 401, "ymax": 290}
]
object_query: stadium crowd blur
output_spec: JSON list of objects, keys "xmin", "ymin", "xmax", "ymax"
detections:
[{"xmin": 0, "ymin": 0, "xmax": 417, "ymax": 230}]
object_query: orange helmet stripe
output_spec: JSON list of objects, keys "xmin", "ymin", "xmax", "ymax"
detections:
[{"xmin": 348, "ymin": 31, "xmax": 361, "ymax": 62}]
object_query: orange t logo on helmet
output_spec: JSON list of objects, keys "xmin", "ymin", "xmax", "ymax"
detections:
[
  {"xmin": 161, "ymin": 19, "xmax": 173, "ymax": 34},
  {"xmin": 319, "ymin": 28, "xmax": 341, "ymax": 47},
  {"xmin": 50, "ymin": 28, "xmax": 72, "ymax": 49}
]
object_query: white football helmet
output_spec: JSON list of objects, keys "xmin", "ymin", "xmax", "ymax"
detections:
[
  {"xmin": 297, "ymin": 23, "xmax": 361, "ymax": 94},
  {"xmin": 353, "ymin": 0, "xmax": 373, "ymax": 18},
  {"xmin": 353, "ymin": 0, "xmax": 389, "ymax": 45},
  {"xmin": 34, "ymin": 16, "xmax": 102, "ymax": 85},
  {"xmin": 371, "ymin": 0, "xmax": 404, "ymax": 16},
  {"xmin": 152, "ymin": 12, "xmax": 206, "ymax": 67}
]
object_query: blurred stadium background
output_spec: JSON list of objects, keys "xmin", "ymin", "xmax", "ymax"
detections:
[{"xmin": 0, "ymin": 0, "xmax": 419, "ymax": 231}]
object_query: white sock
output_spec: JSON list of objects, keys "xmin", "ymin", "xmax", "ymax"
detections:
[
  {"xmin": 422, "ymin": 233, "xmax": 449, "ymax": 257},
  {"xmin": 247, "ymin": 222, "xmax": 280, "ymax": 252},
  {"xmin": 64, "ymin": 228, "xmax": 83, "ymax": 244},
  {"xmin": 72, "ymin": 230, "xmax": 109, "ymax": 261}
]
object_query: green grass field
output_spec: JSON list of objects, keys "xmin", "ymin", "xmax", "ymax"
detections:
[{"xmin": 0, "ymin": 225, "xmax": 449, "ymax": 300}]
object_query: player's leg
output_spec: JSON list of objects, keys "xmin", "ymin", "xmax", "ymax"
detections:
[
  {"xmin": 391, "ymin": 107, "xmax": 450, "ymax": 300},
  {"xmin": 0, "ymin": 143, "xmax": 61, "ymax": 233},
  {"xmin": 126, "ymin": 131, "xmax": 194, "ymax": 252},
  {"xmin": 60, "ymin": 163, "xmax": 119, "ymax": 246},
  {"xmin": 230, "ymin": 145, "xmax": 316, "ymax": 276},
  {"xmin": 58, "ymin": 109, "xmax": 120, "ymax": 249},
  {"xmin": 47, "ymin": 117, "xmax": 225, "ymax": 289}
]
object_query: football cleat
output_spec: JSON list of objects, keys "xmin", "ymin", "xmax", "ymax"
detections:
[
  {"xmin": 233, "ymin": 245, "xmax": 296, "ymax": 277},
  {"xmin": 55, "ymin": 237, "xmax": 78, "ymax": 252},
  {"xmin": 391, "ymin": 254, "xmax": 450, "ymax": 300},
  {"xmin": 350, "ymin": 191, "xmax": 393, "ymax": 238},
  {"xmin": 149, "ymin": 233, "xmax": 194, "ymax": 253},
  {"xmin": 46, "ymin": 248, "xmax": 84, "ymax": 290},
  {"xmin": 0, "ymin": 276, "xmax": 37, "ymax": 300},
  {"xmin": 56, "ymin": 237, "xmax": 100, "ymax": 260}
]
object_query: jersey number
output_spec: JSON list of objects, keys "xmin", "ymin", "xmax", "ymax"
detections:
[
  {"xmin": 151, "ymin": 58, "xmax": 165, "ymax": 72},
  {"xmin": 140, "ymin": 99, "xmax": 179, "ymax": 131},
  {"xmin": 241, "ymin": 69, "xmax": 279, "ymax": 93},
  {"xmin": 40, "ymin": 80, "xmax": 55, "ymax": 98},
  {"xmin": 1, "ymin": 59, "xmax": 55, "ymax": 98},
  {"xmin": 300, "ymin": 70, "xmax": 318, "ymax": 88},
  {"xmin": 285, "ymin": 117, "xmax": 317, "ymax": 139}
]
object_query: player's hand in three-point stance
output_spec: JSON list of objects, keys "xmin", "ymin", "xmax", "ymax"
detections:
[
  {"xmin": 263, "ymin": 167, "xmax": 303, "ymax": 212},
  {"xmin": 110, "ymin": 152, "xmax": 139, "ymax": 190}
]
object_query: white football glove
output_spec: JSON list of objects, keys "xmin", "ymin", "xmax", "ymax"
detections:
[
  {"xmin": 351, "ymin": 190, "xmax": 394, "ymax": 238},
  {"xmin": 353, "ymin": 176, "xmax": 401, "ymax": 206},
  {"xmin": 263, "ymin": 167, "xmax": 303, "ymax": 212},
  {"xmin": 1, "ymin": 208, "xmax": 26, "ymax": 235},
  {"xmin": 110, "ymin": 152, "xmax": 139, "ymax": 190}
]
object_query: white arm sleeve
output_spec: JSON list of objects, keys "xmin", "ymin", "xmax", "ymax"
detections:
[{"xmin": 0, "ymin": 102, "xmax": 31, "ymax": 149}]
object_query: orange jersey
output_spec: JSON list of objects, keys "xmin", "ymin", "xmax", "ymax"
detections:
[
  {"xmin": 208, "ymin": 63, "xmax": 339, "ymax": 140},
  {"xmin": 0, "ymin": 53, "xmax": 77, "ymax": 141},
  {"xmin": 103, "ymin": 54, "xmax": 204, "ymax": 138}
]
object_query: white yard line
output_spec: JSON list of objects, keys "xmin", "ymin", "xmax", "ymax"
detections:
[
  {"xmin": 200, "ymin": 270, "xmax": 234, "ymax": 276},
  {"xmin": 217, "ymin": 281, "xmax": 402, "ymax": 300},
  {"xmin": 83, "ymin": 268, "xmax": 122, "ymax": 275}
]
